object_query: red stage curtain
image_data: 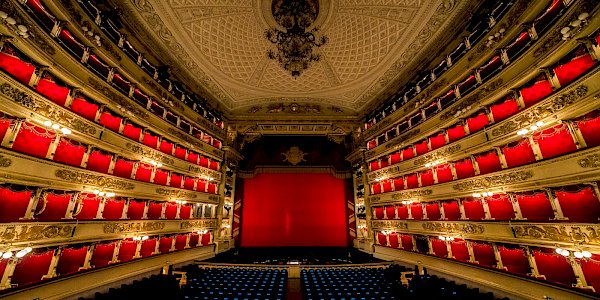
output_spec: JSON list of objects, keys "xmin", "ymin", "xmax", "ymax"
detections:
[
  {"xmin": 153, "ymin": 169, "xmax": 169, "ymax": 186},
  {"xmin": 56, "ymin": 246, "xmax": 87, "ymax": 275},
  {"xmin": 12, "ymin": 122, "xmax": 56, "ymax": 158},
  {"xmin": 159, "ymin": 140, "xmax": 174, "ymax": 155},
  {"xmin": 175, "ymin": 235, "xmax": 188, "ymax": 250},
  {"xmin": 533, "ymin": 124, "xmax": 577, "ymax": 159},
  {"xmin": 385, "ymin": 206, "xmax": 395, "ymax": 219},
  {"xmin": 382, "ymin": 180, "xmax": 393, "ymax": 193},
  {"xmin": 70, "ymin": 98, "xmax": 99, "ymax": 121},
  {"xmin": 396, "ymin": 205, "xmax": 409, "ymax": 219},
  {"xmin": 432, "ymin": 239, "xmax": 448, "ymax": 257},
  {"xmin": 184, "ymin": 177, "xmax": 196, "ymax": 191},
  {"xmin": 36, "ymin": 78, "xmax": 70, "ymax": 106},
  {"xmin": 147, "ymin": 202, "xmax": 163, "ymax": 219},
  {"xmin": 174, "ymin": 147, "xmax": 187, "ymax": 160},
  {"xmin": 410, "ymin": 203, "xmax": 423, "ymax": 220},
  {"xmin": 113, "ymin": 158, "xmax": 134, "ymax": 179},
  {"xmin": 189, "ymin": 233, "xmax": 200, "ymax": 248},
  {"xmin": 127, "ymin": 200, "xmax": 145, "ymax": 220},
  {"xmin": 575, "ymin": 110, "xmax": 600, "ymax": 147},
  {"xmin": 429, "ymin": 133, "xmax": 446, "ymax": 151},
  {"xmin": 74, "ymin": 193, "xmax": 100, "ymax": 220},
  {"xmin": 170, "ymin": 173, "xmax": 183, "ymax": 188},
  {"xmin": 99, "ymin": 111, "xmax": 122, "ymax": 132},
  {"xmin": 117, "ymin": 240, "xmax": 137, "ymax": 262},
  {"xmin": 534, "ymin": 250, "xmax": 576, "ymax": 286},
  {"xmin": 122, "ymin": 123, "xmax": 142, "ymax": 141},
  {"xmin": 454, "ymin": 159, "xmax": 475, "ymax": 179},
  {"xmin": 135, "ymin": 163, "xmax": 153, "ymax": 183},
  {"xmin": 555, "ymin": 186, "xmax": 600, "ymax": 223},
  {"xmin": 103, "ymin": 199, "xmax": 125, "ymax": 220},
  {"xmin": 401, "ymin": 147, "xmax": 414, "ymax": 160},
  {"xmin": 516, "ymin": 191, "xmax": 554, "ymax": 221},
  {"xmin": 209, "ymin": 160, "xmax": 219, "ymax": 171},
  {"xmin": 388, "ymin": 233, "xmax": 399, "ymax": 248},
  {"xmin": 393, "ymin": 177, "xmax": 404, "ymax": 191},
  {"xmin": 374, "ymin": 207, "xmax": 384, "ymax": 219},
  {"xmin": 390, "ymin": 152, "xmax": 401, "ymax": 165},
  {"xmin": 35, "ymin": 192, "xmax": 71, "ymax": 221},
  {"xmin": 86, "ymin": 150, "xmax": 112, "ymax": 174},
  {"xmin": 180, "ymin": 205, "xmax": 192, "ymax": 219},
  {"xmin": 199, "ymin": 156, "xmax": 210, "ymax": 168},
  {"xmin": 499, "ymin": 247, "xmax": 530, "ymax": 275},
  {"xmin": 447, "ymin": 124, "xmax": 465, "ymax": 142},
  {"xmin": 554, "ymin": 53, "xmax": 596, "ymax": 86},
  {"xmin": 400, "ymin": 235, "xmax": 413, "ymax": 251},
  {"xmin": 140, "ymin": 239, "xmax": 157, "ymax": 257},
  {"xmin": 472, "ymin": 243, "xmax": 496, "ymax": 267},
  {"xmin": 520, "ymin": 80, "xmax": 553, "ymax": 107},
  {"xmin": 415, "ymin": 140, "xmax": 429, "ymax": 156},
  {"xmin": 165, "ymin": 203, "xmax": 178, "ymax": 219},
  {"xmin": 420, "ymin": 170, "xmax": 435, "ymax": 187},
  {"xmin": 463, "ymin": 198, "xmax": 485, "ymax": 220},
  {"xmin": 142, "ymin": 132, "xmax": 159, "ymax": 149},
  {"xmin": 466, "ymin": 112, "xmax": 489, "ymax": 133},
  {"xmin": 0, "ymin": 186, "xmax": 33, "ymax": 222},
  {"xmin": 371, "ymin": 183, "xmax": 382, "ymax": 195},
  {"xmin": 475, "ymin": 150, "xmax": 502, "ymax": 175},
  {"xmin": 425, "ymin": 203, "xmax": 440, "ymax": 220},
  {"xmin": 580, "ymin": 257, "xmax": 600, "ymax": 293},
  {"xmin": 435, "ymin": 164, "xmax": 453, "ymax": 183},
  {"xmin": 377, "ymin": 233, "xmax": 387, "ymax": 246},
  {"xmin": 91, "ymin": 242, "xmax": 116, "ymax": 268},
  {"xmin": 406, "ymin": 174, "xmax": 419, "ymax": 189},
  {"xmin": 486, "ymin": 194, "xmax": 515, "ymax": 220},
  {"xmin": 491, "ymin": 97, "xmax": 520, "ymax": 123},
  {"xmin": 451, "ymin": 240, "xmax": 470, "ymax": 262},
  {"xmin": 159, "ymin": 237, "xmax": 173, "ymax": 253},
  {"xmin": 442, "ymin": 201, "xmax": 460, "ymax": 221},
  {"xmin": 0, "ymin": 51, "xmax": 36, "ymax": 84},
  {"xmin": 502, "ymin": 139, "xmax": 536, "ymax": 168},
  {"xmin": 53, "ymin": 138, "xmax": 86, "ymax": 167},
  {"xmin": 11, "ymin": 250, "xmax": 54, "ymax": 286}
]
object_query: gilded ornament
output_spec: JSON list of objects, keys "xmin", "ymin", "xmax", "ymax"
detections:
[
  {"xmin": 55, "ymin": 169, "xmax": 136, "ymax": 190},
  {"xmin": 413, "ymin": 144, "xmax": 461, "ymax": 166},
  {"xmin": 422, "ymin": 222, "xmax": 485, "ymax": 235},
  {"xmin": 391, "ymin": 189, "xmax": 433, "ymax": 200},
  {"xmin": 87, "ymin": 78, "xmax": 149, "ymax": 119},
  {"xmin": 452, "ymin": 171, "xmax": 533, "ymax": 191},
  {"xmin": 439, "ymin": 79, "xmax": 503, "ymax": 121},
  {"xmin": 579, "ymin": 154, "xmax": 600, "ymax": 169},
  {"xmin": 103, "ymin": 221, "xmax": 165, "ymax": 233},
  {"xmin": 155, "ymin": 188, "xmax": 198, "ymax": 199},
  {"xmin": 371, "ymin": 220, "xmax": 408, "ymax": 230},
  {"xmin": 511, "ymin": 224, "xmax": 600, "ymax": 245},
  {"xmin": 0, "ymin": 155, "xmax": 12, "ymax": 168},
  {"xmin": 181, "ymin": 219, "xmax": 218, "ymax": 229},
  {"xmin": 0, "ymin": 224, "xmax": 73, "ymax": 242},
  {"xmin": 282, "ymin": 146, "xmax": 308, "ymax": 165},
  {"xmin": 125, "ymin": 143, "xmax": 174, "ymax": 165}
]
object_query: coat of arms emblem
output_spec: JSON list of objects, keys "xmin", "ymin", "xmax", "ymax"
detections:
[{"xmin": 281, "ymin": 146, "xmax": 307, "ymax": 165}]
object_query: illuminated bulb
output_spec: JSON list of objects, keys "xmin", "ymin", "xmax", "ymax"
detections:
[
  {"xmin": 574, "ymin": 251, "xmax": 584, "ymax": 259},
  {"xmin": 93, "ymin": 190, "xmax": 100, "ymax": 195},
  {"xmin": 560, "ymin": 27, "xmax": 571, "ymax": 34},
  {"xmin": 81, "ymin": 26, "xmax": 88, "ymax": 31},
  {"xmin": 530, "ymin": 125, "xmax": 538, "ymax": 131},
  {"xmin": 449, "ymin": 237, "xmax": 455, "ymax": 241},
  {"xmin": 52, "ymin": 124, "xmax": 60, "ymax": 130},
  {"xmin": 535, "ymin": 121, "xmax": 544, "ymax": 127},
  {"xmin": 133, "ymin": 236, "xmax": 140, "ymax": 241},
  {"xmin": 578, "ymin": 12, "xmax": 589, "ymax": 20},
  {"xmin": 106, "ymin": 192, "xmax": 115, "ymax": 198},
  {"xmin": 16, "ymin": 249, "xmax": 28, "ymax": 258},
  {"xmin": 157, "ymin": 163, "xmax": 163, "ymax": 168},
  {"xmin": 98, "ymin": 192, "xmax": 105, "ymax": 197},
  {"xmin": 2, "ymin": 251, "xmax": 13, "ymax": 259},
  {"xmin": 555, "ymin": 248, "xmax": 564, "ymax": 254},
  {"xmin": 6, "ymin": 17, "xmax": 16, "ymax": 25},
  {"xmin": 142, "ymin": 236, "xmax": 149, "ymax": 240},
  {"xmin": 560, "ymin": 249, "xmax": 570, "ymax": 257},
  {"xmin": 425, "ymin": 163, "xmax": 431, "ymax": 167},
  {"xmin": 17, "ymin": 25, "xmax": 27, "ymax": 33},
  {"xmin": 60, "ymin": 128, "xmax": 72, "ymax": 135},
  {"xmin": 0, "ymin": 11, "xmax": 7, "ymax": 19},
  {"xmin": 439, "ymin": 236, "xmax": 445, "ymax": 241},
  {"xmin": 182, "ymin": 201, "xmax": 187, "ymax": 204},
  {"xmin": 150, "ymin": 160, "xmax": 156, "ymax": 166},
  {"xmin": 571, "ymin": 19, "xmax": 582, "ymax": 27},
  {"xmin": 472, "ymin": 193, "xmax": 481, "ymax": 198},
  {"xmin": 583, "ymin": 251, "xmax": 592, "ymax": 258},
  {"xmin": 43, "ymin": 120, "xmax": 53, "ymax": 127}
]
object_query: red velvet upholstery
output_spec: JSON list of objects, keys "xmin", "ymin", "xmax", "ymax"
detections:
[
  {"xmin": 170, "ymin": 173, "xmax": 183, "ymax": 188},
  {"xmin": 420, "ymin": 170, "xmax": 434, "ymax": 187},
  {"xmin": 499, "ymin": 247, "xmax": 530, "ymax": 275},
  {"xmin": 86, "ymin": 150, "xmax": 112, "ymax": 174},
  {"xmin": 466, "ymin": 112, "xmax": 489, "ymax": 133},
  {"xmin": 201, "ymin": 232, "xmax": 211, "ymax": 245},
  {"xmin": 11, "ymin": 250, "xmax": 54, "ymax": 286},
  {"xmin": 442, "ymin": 201, "xmax": 461, "ymax": 221},
  {"xmin": 56, "ymin": 246, "xmax": 87, "ymax": 275},
  {"xmin": 463, "ymin": 198, "xmax": 485, "ymax": 220},
  {"xmin": 502, "ymin": 139, "xmax": 536, "ymax": 168},
  {"xmin": 451, "ymin": 240, "xmax": 470, "ymax": 262},
  {"xmin": 91, "ymin": 242, "xmax": 116, "ymax": 268},
  {"xmin": 410, "ymin": 203, "xmax": 423, "ymax": 220},
  {"xmin": 373, "ymin": 207, "xmax": 384, "ymax": 219},
  {"xmin": 520, "ymin": 80, "xmax": 553, "ymax": 107},
  {"xmin": 401, "ymin": 147, "xmax": 414, "ymax": 160},
  {"xmin": 142, "ymin": 132, "xmax": 159, "ymax": 149},
  {"xmin": 533, "ymin": 124, "xmax": 577, "ymax": 159},
  {"xmin": 74, "ymin": 193, "xmax": 101, "ymax": 220},
  {"xmin": 580, "ymin": 256, "xmax": 600, "ymax": 293},
  {"xmin": 140, "ymin": 239, "xmax": 157, "ymax": 257},
  {"xmin": 209, "ymin": 160, "xmax": 219, "ymax": 171},
  {"xmin": 208, "ymin": 182, "xmax": 219, "ymax": 194},
  {"xmin": 12, "ymin": 122, "xmax": 56, "ymax": 158},
  {"xmin": 415, "ymin": 140, "xmax": 429, "ymax": 156},
  {"xmin": 174, "ymin": 147, "xmax": 187, "ymax": 160},
  {"xmin": 367, "ymin": 140, "xmax": 377, "ymax": 150},
  {"xmin": 103, "ymin": 199, "xmax": 125, "ymax": 220},
  {"xmin": 36, "ymin": 78, "xmax": 70, "ymax": 106},
  {"xmin": 447, "ymin": 124, "xmax": 466, "ymax": 142},
  {"xmin": 486, "ymin": 194, "xmax": 515, "ymax": 220},
  {"xmin": 35, "ymin": 192, "xmax": 71, "ymax": 221},
  {"xmin": 127, "ymin": 200, "xmax": 145, "ymax": 220},
  {"xmin": 122, "ymin": 123, "xmax": 142, "ymax": 141},
  {"xmin": 475, "ymin": 150, "xmax": 502, "ymax": 175},
  {"xmin": 184, "ymin": 177, "xmax": 196, "ymax": 191},
  {"xmin": 189, "ymin": 233, "xmax": 200, "ymax": 248},
  {"xmin": 180, "ymin": 205, "xmax": 192, "ymax": 219},
  {"xmin": 0, "ymin": 113, "xmax": 15, "ymax": 142},
  {"xmin": 555, "ymin": 186, "xmax": 600, "ymax": 223},
  {"xmin": 369, "ymin": 161, "xmax": 380, "ymax": 171},
  {"xmin": 554, "ymin": 53, "xmax": 596, "ymax": 86},
  {"xmin": 70, "ymin": 98, "xmax": 99, "ymax": 121},
  {"xmin": 99, "ymin": 111, "xmax": 122, "ymax": 132},
  {"xmin": 390, "ymin": 152, "xmax": 401, "ymax": 165},
  {"xmin": 516, "ymin": 191, "xmax": 554, "ymax": 221},
  {"xmin": 147, "ymin": 202, "xmax": 163, "ymax": 219},
  {"xmin": 425, "ymin": 203, "xmax": 440, "ymax": 220},
  {"xmin": 377, "ymin": 232, "xmax": 387, "ymax": 246},
  {"xmin": 400, "ymin": 235, "xmax": 413, "ymax": 251},
  {"xmin": 165, "ymin": 203, "xmax": 178, "ymax": 219},
  {"xmin": 113, "ymin": 158, "xmax": 134, "ymax": 179},
  {"xmin": 199, "ymin": 156, "xmax": 210, "ymax": 168},
  {"xmin": 117, "ymin": 240, "xmax": 137, "ymax": 262},
  {"xmin": 429, "ymin": 133, "xmax": 446, "ymax": 150},
  {"xmin": 534, "ymin": 250, "xmax": 576, "ymax": 286},
  {"xmin": 454, "ymin": 159, "xmax": 475, "ymax": 179},
  {"xmin": 0, "ymin": 186, "xmax": 33, "ymax": 222},
  {"xmin": 396, "ymin": 205, "xmax": 409, "ymax": 219},
  {"xmin": 371, "ymin": 183, "xmax": 382, "ymax": 195},
  {"xmin": 159, "ymin": 237, "xmax": 174, "ymax": 253},
  {"xmin": 385, "ymin": 206, "xmax": 395, "ymax": 219},
  {"xmin": 388, "ymin": 233, "xmax": 399, "ymax": 248},
  {"xmin": 491, "ymin": 97, "xmax": 520, "ymax": 123},
  {"xmin": 406, "ymin": 174, "xmax": 419, "ymax": 189},
  {"xmin": 382, "ymin": 180, "xmax": 393, "ymax": 193},
  {"xmin": 472, "ymin": 242, "xmax": 496, "ymax": 267},
  {"xmin": 379, "ymin": 159, "xmax": 389, "ymax": 169},
  {"xmin": 431, "ymin": 239, "xmax": 448, "ymax": 257},
  {"xmin": 153, "ymin": 169, "xmax": 169, "ymax": 186},
  {"xmin": 159, "ymin": 140, "xmax": 174, "ymax": 155},
  {"xmin": 53, "ymin": 138, "xmax": 86, "ymax": 167},
  {"xmin": 175, "ymin": 235, "xmax": 188, "ymax": 250},
  {"xmin": 393, "ymin": 177, "xmax": 404, "ymax": 191},
  {"xmin": 0, "ymin": 51, "xmax": 36, "ymax": 85},
  {"xmin": 435, "ymin": 164, "xmax": 453, "ymax": 183},
  {"xmin": 135, "ymin": 163, "xmax": 153, "ymax": 183},
  {"xmin": 575, "ymin": 110, "xmax": 600, "ymax": 147}
]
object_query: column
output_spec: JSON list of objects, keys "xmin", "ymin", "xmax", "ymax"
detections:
[
  {"xmin": 160, "ymin": 202, "xmax": 167, "ymax": 219},
  {"xmin": 407, "ymin": 204, "xmax": 413, "ymax": 220},
  {"xmin": 185, "ymin": 233, "xmax": 191, "ymax": 249},
  {"xmin": 175, "ymin": 203, "xmax": 182, "ymax": 219},
  {"xmin": 446, "ymin": 240, "xmax": 453, "ymax": 259},
  {"xmin": 42, "ymin": 248, "xmax": 62, "ymax": 280},
  {"xmin": 569, "ymin": 257, "xmax": 590, "ymax": 289},
  {"xmin": 421, "ymin": 203, "xmax": 428, "ymax": 220},
  {"xmin": 0, "ymin": 119, "xmax": 23, "ymax": 147},
  {"xmin": 22, "ymin": 188, "xmax": 44, "ymax": 220},
  {"xmin": 427, "ymin": 237, "xmax": 434, "ymax": 255},
  {"xmin": 44, "ymin": 132, "xmax": 62, "ymax": 160},
  {"xmin": 80, "ymin": 147, "xmax": 93, "ymax": 168},
  {"xmin": 142, "ymin": 201, "xmax": 149, "ymax": 219},
  {"xmin": 111, "ymin": 241, "xmax": 122, "ymax": 264},
  {"xmin": 95, "ymin": 197, "xmax": 107, "ymax": 219},
  {"xmin": 545, "ymin": 189, "xmax": 567, "ymax": 220},
  {"xmin": 508, "ymin": 193, "xmax": 524, "ymax": 220},
  {"xmin": 64, "ymin": 192, "xmax": 80, "ymax": 219},
  {"xmin": 466, "ymin": 240, "xmax": 476, "ymax": 263},
  {"xmin": 121, "ymin": 199, "xmax": 130, "ymax": 219},
  {"xmin": 439, "ymin": 201, "xmax": 446, "ymax": 220},
  {"xmin": 81, "ymin": 244, "xmax": 95, "ymax": 270},
  {"xmin": 458, "ymin": 199, "xmax": 467, "ymax": 220},
  {"xmin": 386, "ymin": 233, "xmax": 391, "ymax": 247},
  {"xmin": 0, "ymin": 258, "xmax": 17, "ymax": 290},
  {"xmin": 411, "ymin": 236, "xmax": 418, "ymax": 252},
  {"xmin": 133, "ymin": 240, "xmax": 143, "ymax": 259},
  {"xmin": 481, "ymin": 197, "xmax": 492, "ymax": 220},
  {"xmin": 492, "ymin": 243, "xmax": 505, "ymax": 270},
  {"xmin": 525, "ymin": 246, "xmax": 541, "ymax": 277}
]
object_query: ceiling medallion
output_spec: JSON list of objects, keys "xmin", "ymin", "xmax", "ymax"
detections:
[{"xmin": 265, "ymin": 0, "xmax": 327, "ymax": 78}]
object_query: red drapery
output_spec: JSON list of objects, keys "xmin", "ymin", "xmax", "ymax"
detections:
[
  {"xmin": 0, "ymin": 186, "xmax": 33, "ymax": 222},
  {"xmin": 197, "ymin": 180, "xmax": 209, "ymax": 193},
  {"xmin": 174, "ymin": 147, "xmax": 187, "ymax": 160},
  {"xmin": 429, "ymin": 133, "xmax": 447, "ymax": 151},
  {"xmin": 575, "ymin": 110, "xmax": 600, "ymax": 147},
  {"xmin": 209, "ymin": 160, "xmax": 219, "ymax": 170},
  {"xmin": 74, "ymin": 193, "xmax": 100, "ymax": 220},
  {"xmin": 70, "ymin": 98, "xmax": 99, "ymax": 121},
  {"xmin": 502, "ymin": 139, "xmax": 536, "ymax": 168},
  {"xmin": 486, "ymin": 194, "xmax": 515, "ymax": 220},
  {"xmin": 379, "ymin": 159, "xmax": 389, "ymax": 169},
  {"xmin": 451, "ymin": 240, "xmax": 470, "ymax": 262},
  {"xmin": 382, "ymin": 180, "xmax": 393, "ymax": 193},
  {"xmin": 396, "ymin": 205, "xmax": 409, "ymax": 219},
  {"xmin": 373, "ymin": 207, "xmax": 384, "ymax": 219},
  {"xmin": 384, "ymin": 206, "xmax": 395, "ymax": 219},
  {"xmin": 142, "ymin": 132, "xmax": 159, "ymax": 149},
  {"xmin": 35, "ymin": 192, "xmax": 71, "ymax": 221},
  {"xmin": 435, "ymin": 164, "xmax": 453, "ymax": 183},
  {"xmin": 534, "ymin": 250, "xmax": 576, "ymax": 286},
  {"xmin": 91, "ymin": 242, "xmax": 116, "ymax": 268},
  {"xmin": 472, "ymin": 243, "xmax": 496, "ymax": 267},
  {"xmin": 377, "ymin": 233, "xmax": 387, "ymax": 246},
  {"xmin": 431, "ymin": 239, "xmax": 448, "ymax": 257},
  {"xmin": 406, "ymin": 174, "xmax": 419, "ymax": 189},
  {"xmin": 463, "ymin": 198, "xmax": 485, "ymax": 220},
  {"xmin": 466, "ymin": 112, "xmax": 489, "ymax": 133},
  {"xmin": 175, "ymin": 235, "xmax": 188, "ymax": 250},
  {"xmin": 454, "ymin": 159, "xmax": 475, "ymax": 179},
  {"xmin": 0, "ymin": 114, "xmax": 15, "ymax": 142},
  {"xmin": 53, "ymin": 138, "xmax": 86, "ymax": 167},
  {"xmin": 0, "ymin": 51, "xmax": 36, "ymax": 84},
  {"xmin": 153, "ymin": 169, "xmax": 170, "ymax": 186},
  {"xmin": 447, "ymin": 124, "xmax": 465, "ymax": 142},
  {"xmin": 12, "ymin": 122, "xmax": 56, "ymax": 158},
  {"xmin": 147, "ymin": 202, "xmax": 163, "ymax": 219},
  {"xmin": 135, "ymin": 163, "xmax": 153, "ymax": 182},
  {"xmin": 371, "ymin": 183, "xmax": 382, "ymax": 195},
  {"xmin": 122, "ymin": 123, "xmax": 142, "ymax": 141},
  {"xmin": 184, "ymin": 177, "xmax": 196, "ymax": 191},
  {"xmin": 410, "ymin": 203, "xmax": 423, "ymax": 220},
  {"xmin": 159, "ymin": 140, "xmax": 174, "ymax": 155},
  {"xmin": 401, "ymin": 147, "xmax": 414, "ymax": 160},
  {"xmin": 490, "ymin": 97, "xmax": 520, "ymax": 123},
  {"xmin": 165, "ymin": 203, "xmax": 178, "ymax": 219},
  {"xmin": 390, "ymin": 152, "xmax": 401, "ymax": 165},
  {"xmin": 159, "ymin": 237, "xmax": 173, "ymax": 253},
  {"xmin": 11, "ymin": 250, "xmax": 54, "ymax": 286},
  {"xmin": 442, "ymin": 201, "xmax": 460, "ymax": 221},
  {"xmin": 516, "ymin": 191, "xmax": 554, "ymax": 221},
  {"xmin": 400, "ymin": 235, "xmax": 413, "ymax": 251},
  {"xmin": 36, "ymin": 78, "xmax": 70, "ymax": 106},
  {"xmin": 189, "ymin": 233, "xmax": 200, "ymax": 248},
  {"xmin": 555, "ymin": 186, "xmax": 600, "ymax": 223},
  {"xmin": 140, "ymin": 239, "xmax": 157, "ymax": 257},
  {"xmin": 520, "ymin": 80, "xmax": 553, "ymax": 107},
  {"xmin": 475, "ymin": 150, "xmax": 502, "ymax": 175},
  {"xmin": 113, "ymin": 158, "xmax": 134, "ymax": 179},
  {"xmin": 86, "ymin": 150, "xmax": 112, "ymax": 174},
  {"xmin": 499, "ymin": 247, "xmax": 530, "ymax": 275},
  {"xmin": 102, "ymin": 199, "xmax": 125, "ymax": 220},
  {"xmin": 393, "ymin": 177, "xmax": 404, "ymax": 191},
  {"xmin": 367, "ymin": 140, "xmax": 377, "ymax": 150},
  {"xmin": 98, "ymin": 111, "xmax": 122, "ymax": 132},
  {"xmin": 425, "ymin": 203, "xmax": 440, "ymax": 220},
  {"xmin": 389, "ymin": 233, "xmax": 399, "ymax": 248},
  {"xmin": 420, "ymin": 170, "xmax": 435, "ymax": 187},
  {"xmin": 415, "ymin": 140, "xmax": 429, "ymax": 156},
  {"xmin": 127, "ymin": 200, "xmax": 145, "ymax": 220},
  {"xmin": 369, "ymin": 161, "xmax": 380, "ymax": 171},
  {"xmin": 56, "ymin": 246, "xmax": 87, "ymax": 275},
  {"xmin": 554, "ymin": 53, "xmax": 596, "ymax": 86},
  {"xmin": 533, "ymin": 124, "xmax": 577, "ymax": 159},
  {"xmin": 180, "ymin": 205, "xmax": 192, "ymax": 219},
  {"xmin": 170, "ymin": 173, "xmax": 183, "ymax": 188},
  {"xmin": 117, "ymin": 240, "xmax": 137, "ymax": 262},
  {"xmin": 199, "ymin": 156, "xmax": 210, "ymax": 168},
  {"xmin": 580, "ymin": 257, "xmax": 600, "ymax": 293}
]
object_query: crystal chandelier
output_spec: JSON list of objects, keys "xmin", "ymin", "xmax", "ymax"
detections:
[{"xmin": 265, "ymin": 0, "xmax": 327, "ymax": 78}]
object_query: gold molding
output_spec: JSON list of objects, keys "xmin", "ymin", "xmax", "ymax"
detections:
[
  {"xmin": 155, "ymin": 188, "xmax": 198, "ymax": 199},
  {"xmin": 55, "ymin": 169, "xmax": 136, "ymax": 190},
  {"xmin": 125, "ymin": 143, "xmax": 174, "ymax": 165},
  {"xmin": 181, "ymin": 219, "xmax": 218, "ymax": 229},
  {"xmin": 391, "ymin": 189, "xmax": 433, "ymax": 200},
  {"xmin": 103, "ymin": 222, "xmax": 166, "ymax": 234},
  {"xmin": 371, "ymin": 220, "xmax": 408, "ymax": 230},
  {"xmin": 0, "ymin": 224, "xmax": 74, "ymax": 243},
  {"xmin": 422, "ymin": 222, "xmax": 485, "ymax": 235},
  {"xmin": 0, "ymin": 155, "xmax": 12, "ymax": 168},
  {"xmin": 579, "ymin": 154, "xmax": 600, "ymax": 169},
  {"xmin": 452, "ymin": 171, "xmax": 534, "ymax": 191},
  {"xmin": 512, "ymin": 224, "xmax": 600, "ymax": 246}
]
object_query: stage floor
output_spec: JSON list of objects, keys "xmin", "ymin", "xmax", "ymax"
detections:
[{"xmin": 204, "ymin": 247, "xmax": 386, "ymax": 265}]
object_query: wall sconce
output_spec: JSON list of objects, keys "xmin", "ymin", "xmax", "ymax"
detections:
[
  {"xmin": 560, "ymin": 12, "xmax": 590, "ymax": 40},
  {"xmin": 92, "ymin": 190, "xmax": 115, "ymax": 197},
  {"xmin": 556, "ymin": 247, "xmax": 592, "ymax": 258},
  {"xmin": 438, "ymin": 236, "xmax": 455, "ymax": 241},
  {"xmin": 43, "ymin": 120, "xmax": 72, "ymax": 135},
  {"xmin": 425, "ymin": 160, "xmax": 444, "ymax": 168},
  {"xmin": 0, "ymin": 11, "xmax": 30, "ymax": 39},
  {"xmin": 175, "ymin": 200, "xmax": 187, "ymax": 205},
  {"xmin": 401, "ymin": 200, "xmax": 416, "ymax": 205},
  {"xmin": 472, "ymin": 192, "xmax": 495, "ymax": 198},
  {"xmin": 0, "ymin": 247, "xmax": 32, "ymax": 259},
  {"xmin": 149, "ymin": 160, "xmax": 163, "ymax": 168},
  {"xmin": 132, "ymin": 236, "xmax": 149, "ymax": 241},
  {"xmin": 516, "ymin": 121, "xmax": 544, "ymax": 136}
]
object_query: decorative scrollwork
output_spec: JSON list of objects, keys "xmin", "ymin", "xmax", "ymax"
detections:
[
  {"xmin": 0, "ymin": 155, "xmax": 12, "ymax": 168},
  {"xmin": 371, "ymin": 220, "xmax": 408, "ymax": 230},
  {"xmin": 439, "ymin": 79, "xmax": 504, "ymax": 121},
  {"xmin": 87, "ymin": 78, "xmax": 149, "ymax": 119},
  {"xmin": 579, "ymin": 154, "xmax": 600, "ymax": 169},
  {"xmin": 125, "ymin": 143, "xmax": 174, "ymax": 165},
  {"xmin": 0, "ymin": 224, "xmax": 73, "ymax": 242},
  {"xmin": 103, "ymin": 221, "xmax": 165, "ymax": 233},
  {"xmin": 452, "ymin": 171, "xmax": 533, "ymax": 191},
  {"xmin": 181, "ymin": 219, "xmax": 218, "ymax": 229},
  {"xmin": 391, "ymin": 189, "xmax": 433, "ymax": 200},
  {"xmin": 422, "ymin": 222, "xmax": 485, "ymax": 235},
  {"xmin": 511, "ymin": 224, "xmax": 600, "ymax": 245},
  {"xmin": 55, "ymin": 169, "xmax": 135, "ymax": 190},
  {"xmin": 413, "ymin": 144, "xmax": 461, "ymax": 166},
  {"xmin": 156, "ymin": 188, "xmax": 198, "ymax": 199}
]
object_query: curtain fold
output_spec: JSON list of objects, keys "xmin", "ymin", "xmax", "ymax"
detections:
[
  {"xmin": 533, "ymin": 124, "xmax": 577, "ymax": 159},
  {"xmin": 11, "ymin": 250, "xmax": 54, "ymax": 286},
  {"xmin": 36, "ymin": 78, "xmax": 70, "ymax": 106},
  {"xmin": 70, "ymin": 98, "xmax": 99, "ymax": 121},
  {"xmin": 91, "ymin": 242, "xmax": 116, "ymax": 268},
  {"xmin": 502, "ymin": 139, "xmax": 536, "ymax": 168},
  {"xmin": 12, "ymin": 122, "xmax": 56, "ymax": 158},
  {"xmin": 486, "ymin": 194, "xmax": 515, "ymax": 220},
  {"xmin": 53, "ymin": 138, "xmax": 86, "ymax": 167},
  {"xmin": 86, "ymin": 150, "xmax": 112, "ymax": 174},
  {"xmin": 0, "ymin": 186, "xmax": 33, "ymax": 222},
  {"xmin": 35, "ymin": 191, "xmax": 71, "ymax": 221},
  {"xmin": 0, "ymin": 51, "xmax": 36, "ymax": 84},
  {"xmin": 56, "ymin": 246, "xmax": 87, "ymax": 276},
  {"xmin": 475, "ymin": 151, "xmax": 502, "ymax": 175},
  {"xmin": 516, "ymin": 191, "xmax": 554, "ymax": 221}
]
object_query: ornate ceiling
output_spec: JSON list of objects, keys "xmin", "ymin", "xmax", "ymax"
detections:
[{"xmin": 121, "ymin": 0, "xmax": 472, "ymax": 117}]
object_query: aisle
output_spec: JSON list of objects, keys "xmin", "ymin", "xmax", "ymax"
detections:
[{"xmin": 287, "ymin": 278, "xmax": 304, "ymax": 300}]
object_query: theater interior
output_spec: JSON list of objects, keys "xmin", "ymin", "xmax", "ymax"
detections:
[{"xmin": 0, "ymin": 0, "xmax": 599, "ymax": 299}]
